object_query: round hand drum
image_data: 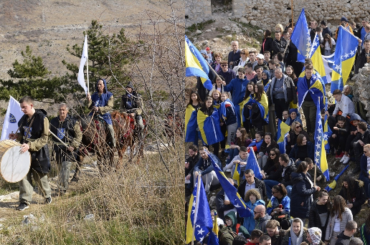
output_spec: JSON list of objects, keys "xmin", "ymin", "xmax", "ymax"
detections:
[{"xmin": 0, "ymin": 140, "xmax": 31, "ymax": 183}]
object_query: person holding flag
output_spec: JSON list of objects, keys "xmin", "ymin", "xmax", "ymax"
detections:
[
  {"xmin": 86, "ymin": 78, "xmax": 116, "ymax": 148},
  {"xmin": 185, "ymin": 174, "xmax": 214, "ymax": 244}
]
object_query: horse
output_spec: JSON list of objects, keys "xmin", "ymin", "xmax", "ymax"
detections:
[
  {"xmin": 72, "ymin": 113, "xmax": 118, "ymax": 180},
  {"xmin": 111, "ymin": 111, "xmax": 146, "ymax": 165}
]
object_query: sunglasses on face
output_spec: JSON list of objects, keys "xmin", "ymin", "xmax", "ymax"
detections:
[
  {"xmin": 365, "ymin": 151, "xmax": 369, "ymax": 153},
  {"xmin": 221, "ymin": 65, "xmax": 228, "ymax": 67},
  {"xmin": 270, "ymin": 153, "xmax": 276, "ymax": 156},
  {"xmin": 296, "ymin": 125, "xmax": 301, "ymax": 128}
]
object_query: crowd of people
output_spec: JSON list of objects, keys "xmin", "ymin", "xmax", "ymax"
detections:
[{"xmin": 186, "ymin": 17, "xmax": 370, "ymax": 245}]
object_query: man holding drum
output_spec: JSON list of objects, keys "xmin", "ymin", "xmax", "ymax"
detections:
[
  {"xmin": 9, "ymin": 96, "xmax": 52, "ymax": 211},
  {"xmin": 50, "ymin": 103, "xmax": 82, "ymax": 195}
]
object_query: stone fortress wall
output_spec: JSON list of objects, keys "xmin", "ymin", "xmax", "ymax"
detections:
[{"xmin": 186, "ymin": 0, "xmax": 370, "ymax": 31}]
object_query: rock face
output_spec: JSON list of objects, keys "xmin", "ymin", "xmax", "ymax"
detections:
[
  {"xmin": 354, "ymin": 63, "xmax": 370, "ymax": 121},
  {"xmin": 186, "ymin": 0, "xmax": 370, "ymax": 31}
]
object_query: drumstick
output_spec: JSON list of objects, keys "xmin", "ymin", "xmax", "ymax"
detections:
[{"xmin": 48, "ymin": 130, "xmax": 69, "ymax": 148}]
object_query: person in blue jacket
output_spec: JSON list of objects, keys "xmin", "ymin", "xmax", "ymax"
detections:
[
  {"xmin": 290, "ymin": 161, "xmax": 320, "ymax": 220},
  {"xmin": 87, "ymin": 78, "xmax": 116, "ymax": 147},
  {"xmin": 222, "ymin": 67, "xmax": 249, "ymax": 105},
  {"xmin": 193, "ymin": 147, "xmax": 221, "ymax": 194},
  {"xmin": 289, "ymin": 134, "xmax": 315, "ymax": 166},
  {"xmin": 266, "ymin": 183, "xmax": 291, "ymax": 229}
]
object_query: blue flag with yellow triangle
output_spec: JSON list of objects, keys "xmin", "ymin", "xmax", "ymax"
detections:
[
  {"xmin": 331, "ymin": 26, "xmax": 358, "ymax": 92},
  {"xmin": 276, "ymin": 119, "xmax": 290, "ymax": 154},
  {"xmin": 186, "ymin": 176, "xmax": 213, "ymax": 244},
  {"xmin": 310, "ymin": 34, "xmax": 330, "ymax": 84},
  {"xmin": 185, "ymin": 35, "xmax": 212, "ymax": 90},
  {"xmin": 246, "ymin": 150, "xmax": 263, "ymax": 180},
  {"xmin": 232, "ymin": 162, "xmax": 241, "ymax": 186},
  {"xmin": 206, "ymin": 149, "xmax": 252, "ymax": 218}
]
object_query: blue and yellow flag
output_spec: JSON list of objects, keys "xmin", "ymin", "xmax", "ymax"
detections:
[
  {"xmin": 232, "ymin": 162, "xmax": 240, "ymax": 186},
  {"xmin": 276, "ymin": 119, "xmax": 290, "ymax": 154},
  {"xmin": 185, "ymin": 35, "xmax": 212, "ymax": 90},
  {"xmin": 331, "ymin": 26, "xmax": 358, "ymax": 92},
  {"xmin": 310, "ymin": 34, "xmax": 330, "ymax": 84},
  {"xmin": 185, "ymin": 105, "xmax": 198, "ymax": 143},
  {"xmin": 290, "ymin": 9, "xmax": 311, "ymax": 63},
  {"xmin": 246, "ymin": 150, "xmax": 263, "ymax": 180},
  {"xmin": 197, "ymin": 108, "xmax": 224, "ymax": 146},
  {"xmin": 207, "ymin": 150, "xmax": 252, "ymax": 217},
  {"xmin": 323, "ymin": 114, "xmax": 332, "ymax": 152},
  {"xmin": 297, "ymin": 73, "xmax": 326, "ymax": 110},
  {"xmin": 186, "ymin": 176, "xmax": 213, "ymax": 244},
  {"xmin": 239, "ymin": 96, "xmax": 251, "ymax": 127},
  {"xmin": 314, "ymin": 98, "xmax": 330, "ymax": 182},
  {"xmin": 207, "ymin": 231, "xmax": 220, "ymax": 245}
]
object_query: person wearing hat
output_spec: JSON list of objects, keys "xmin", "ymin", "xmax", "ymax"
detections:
[
  {"xmin": 254, "ymin": 54, "xmax": 269, "ymax": 72},
  {"xmin": 200, "ymin": 50, "xmax": 211, "ymax": 64},
  {"xmin": 335, "ymin": 17, "xmax": 353, "ymax": 40},
  {"xmin": 205, "ymin": 47, "xmax": 213, "ymax": 64},
  {"xmin": 120, "ymin": 83, "xmax": 145, "ymax": 130},
  {"xmin": 320, "ymin": 20, "xmax": 333, "ymax": 38},
  {"xmin": 307, "ymin": 227, "xmax": 325, "ymax": 245}
]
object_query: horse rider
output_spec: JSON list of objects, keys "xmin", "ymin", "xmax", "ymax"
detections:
[
  {"xmin": 86, "ymin": 78, "xmax": 116, "ymax": 147},
  {"xmin": 50, "ymin": 103, "xmax": 82, "ymax": 195},
  {"xmin": 120, "ymin": 83, "xmax": 145, "ymax": 129}
]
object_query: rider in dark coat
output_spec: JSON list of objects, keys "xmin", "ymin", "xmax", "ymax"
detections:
[{"xmin": 120, "ymin": 83, "xmax": 144, "ymax": 129}]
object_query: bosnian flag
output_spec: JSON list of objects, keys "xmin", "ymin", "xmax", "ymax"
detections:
[
  {"xmin": 1, "ymin": 96, "xmax": 24, "ymax": 140},
  {"xmin": 77, "ymin": 35, "xmax": 88, "ymax": 95}
]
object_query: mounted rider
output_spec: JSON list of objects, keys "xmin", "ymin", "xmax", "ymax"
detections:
[
  {"xmin": 86, "ymin": 78, "xmax": 116, "ymax": 147},
  {"xmin": 50, "ymin": 103, "xmax": 82, "ymax": 194},
  {"xmin": 120, "ymin": 83, "xmax": 144, "ymax": 129}
]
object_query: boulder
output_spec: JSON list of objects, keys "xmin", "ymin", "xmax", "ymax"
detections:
[
  {"xmin": 195, "ymin": 30, "xmax": 202, "ymax": 34},
  {"xmin": 250, "ymin": 20, "xmax": 257, "ymax": 26},
  {"xmin": 239, "ymin": 17, "xmax": 249, "ymax": 24}
]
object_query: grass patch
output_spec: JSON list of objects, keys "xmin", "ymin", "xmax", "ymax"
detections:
[{"xmin": 186, "ymin": 19, "xmax": 215, "ymax": 32}]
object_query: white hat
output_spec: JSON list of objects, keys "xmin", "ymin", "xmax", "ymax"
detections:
[{"xmin": 257, "ymin": 54, "xmax": 265, "ymax": 59}]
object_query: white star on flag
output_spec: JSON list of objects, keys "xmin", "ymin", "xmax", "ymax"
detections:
[
  {"xmin": 198, "ymin": 228, "xmax": 205, "ymax": 235},
  {"xmin": 199, "ymin": 236, "xmax": 204, "ymax": 242},
  {"xmin": 344, "ymin": 53, "xmax": 349, "ymax": 59},
  {"xmin": 316, "ymin": 151, "xmax": 320, "ymax": 156}
]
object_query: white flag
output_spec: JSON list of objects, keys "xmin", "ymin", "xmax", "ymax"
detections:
[
  {"xmin": 1, "ymin": 96, "xmax": 24, "ymax": 140},
  {"xmin": 77, "ymin": 35, "xmax": 88, "ymax": 94}
]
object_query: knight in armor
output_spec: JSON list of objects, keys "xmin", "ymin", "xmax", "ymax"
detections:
[
  {"xmin": 50, "ymin": 103, "xmax": 82, "ymax": 195},
  {"xmin": 87, "ymin": 79, "xmax": 116, "ymax": 147},
  {"xmin": 9, "ymin": 96, "xmax": 52, "ymax": 211},
  {"xmin": 120, "ymin": 83, "xmax": 144, "ymax": 129}
]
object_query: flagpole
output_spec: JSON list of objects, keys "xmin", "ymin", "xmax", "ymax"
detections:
[
  {"xmin": 86, "ymin": 35, "xmax": 89, "ymax": 95},
  {"xmin": 192, "ymin": 174, "xmax": 202, "ymax": 245},
  {"xmin": 314, "ymin": 161, "xmax": 317, "ymax": 186}
]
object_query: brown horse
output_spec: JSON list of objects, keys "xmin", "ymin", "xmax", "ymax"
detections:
[
  {"xmin": 164, "ymin": 113, "xmax": 184, "ymax": 146},
  {"xmin": 111, "ymin": 111, "xmax": 146, "ymax": 165}
]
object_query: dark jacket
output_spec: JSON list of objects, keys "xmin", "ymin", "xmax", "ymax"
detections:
[
  {"xmin": 335, "ymin": 231, "xmax": 351, "ymax": 245},
  {"xmin": 121, "ymin": 91, "xmax": 140, "ymax": 113},
  {"xmin": 271, "ymin": 229, "xmax": 289, "ymax": 245},
  {"xmin": 322, "ymin": 27, "xmax": 333, "ymax": 37},
  {"xmin": 238, "ymin": 177, "xmax": 267, "ymax": 200},
  {"xmin": 339, "ymin": 180, "xmax": 366, "ymax": 216},
  {"xmin": 185, "ymin": 154, "xmax": 200, "ymax": 176},
  {"xmin": 360, "ymin": 154, "xmax": 370, "ymax": 179},
  {"xmin": 254, "ymin": 213, "xmax": 271, "ymax": 233},
  {"xmin": 289, "ymin": 141, "xmax": 315, "ymax": 162},
  {"xmin": 18, "ymin": 109, "xmax": 50, "ymax": 173},
  {"xmin": 308, "ymin": 201, "xmax": 330, "ymax": 239},
  {"xmin": 360, "ymin": 223, "xmax": 370, "ymax": 245},
  {"xmin": 216, "ymin": 188, "xmax": 236, "ymax": 221},
  {"xmin": 254, "ymin": 63, "xmax": 269, "ymax": 72},
  {"xmin": 352, "ymin": 130, "xmax": 370, "ymax": 146},
  {"xmin": 228, "ymin": 50, "xmax": 241, "ymax": 69},
  {"xmin": 267, "ymin": 159, "xmax": 297, "ymax": 186},
  {"xmin": 259, "ymin": 141, "xmax": 278, "ymax": 155},
  {"xmin": 193, "ymin": 153, "xmax": 221, "ymax": 176},
  {"xmin": 287, "ymin": 130, "xmax": 309, "ymax": 154},
  {"xmin": 267, "ymin": 74, "xmax": 296, "ymax": 104},
  {"xmin": 219, "ymin": 212, "xmax": 250, "ymax": 245},
  {"xmin": 218, "ymin": 69, "xmax": 237, "ymax": 85},
  {"xmin": 290, "ymin": 172, "xmax": 316, "ymax": 219},
  {"xmin": 261, "ymin": 37, "xmax": 274, "ymax": 54},
  {"xmin": 272, "ymin": 38, "xmax": 288, "ymax": 57},
  {"xmin": 355, "ymin": 49, "xmax": 370, "ymax": 74}
]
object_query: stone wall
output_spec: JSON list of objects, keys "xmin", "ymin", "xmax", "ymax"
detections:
[
  {"xmin": 354, "ymin": 64, "xmax": 370, "ymax": 122},
  {"xmin": 185, "ymin": 0, "xmax": 212, "ymax": 26},
  {"xmin": 186, "ymin": 0, "xmax": 370, "ymax": 30}
]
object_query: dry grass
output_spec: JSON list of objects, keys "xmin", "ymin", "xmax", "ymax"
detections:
[{"xmin": 0, "ymin": 139, "xmax": 184, "ymax": 245}]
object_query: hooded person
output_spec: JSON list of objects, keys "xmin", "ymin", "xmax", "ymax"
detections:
[
  {"xmin": 307, "ymin": 227, "xmax": 325, "ymax": 245},
  {"xmin": 87, "ymin": 78, "xmax": 116, "ymax": 147},
  {"xmin": 281, "ymin": 218, "xmax": 309, "ymax": 245},
  {"xmin": 285, "ymin": 108, "xmax": 302, "ymax": 126},
  {"xmin": 219, "ymin": 211, "xmax": 250, "ymax": 244},
  {"xmin": 261, "ymin": 70, "xmax": 271, "ymax": 91},
  {"xmin": 120, "ymin": 83, "xmax": 145, "ymax": 129}
]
